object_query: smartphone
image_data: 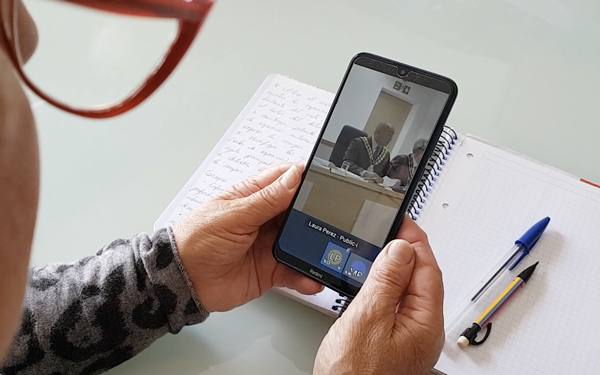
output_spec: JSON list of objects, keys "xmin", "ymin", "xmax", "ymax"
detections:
[{"xmin": 273, "ymin": 52, "xmax": 458, "ymax": 297}]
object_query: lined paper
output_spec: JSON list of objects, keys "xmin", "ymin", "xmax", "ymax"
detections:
[{"xmin": 155, "ymin": 74, "xmax": 333, "ymax": 228}]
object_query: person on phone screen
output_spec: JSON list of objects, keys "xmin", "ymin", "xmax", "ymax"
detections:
[
  {"xmin": 0, "ymin": 2, "xmax": 444, "ymax": 375},
  {"xmin": 408, "ymin": 138, "xmax": 428, "ymax": 179},
  {"xmin": 388, "ymin": 138, "xmax": 428, "ymax": 191},
  {"xmin": 342, "ymin": 122, "xmax": 394, "ymax": 181},
  {"xmin": 387, "ymin": 154, "xmax": 411, "ymax": 192}
]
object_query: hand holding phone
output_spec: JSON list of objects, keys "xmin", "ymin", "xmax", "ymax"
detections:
[
  {"xmin": 172, "ymin": 164, "xmax": 324, "ymax": 313},
  {"xmin": 273, "ymin": 53, "xmax": 457, "ymax": 297},
  {"xmin": 314, "ymin": 219, "xmax": 444, "ymax": 375}
]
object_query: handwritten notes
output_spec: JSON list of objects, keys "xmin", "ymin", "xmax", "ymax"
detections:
[{"xmin": 155, "ymin": 74, "xmax": 334, "ymax": 229}]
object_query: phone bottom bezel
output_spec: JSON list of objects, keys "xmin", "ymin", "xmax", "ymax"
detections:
[{"xmin": 273, "ymin": 244, "xmax": 367, "ymax": 298}]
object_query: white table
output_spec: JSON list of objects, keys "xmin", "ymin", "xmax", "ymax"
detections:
[{"xmin": 28, "ymin": 0, "xmax": 600, "ymax": 374}]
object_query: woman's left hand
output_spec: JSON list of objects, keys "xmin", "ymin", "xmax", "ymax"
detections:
[{"xmin": 172, "ymin": 163, "xmax": 323, "ymax": 313}]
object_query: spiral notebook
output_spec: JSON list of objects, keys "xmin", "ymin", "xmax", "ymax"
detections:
[
  {"xmin": 416, "ymin": 134, "xmax": 600, "ymax": 375},
  {"xmin": 156, "ymin": 74, "xmax": 600, "ymax": 375}
]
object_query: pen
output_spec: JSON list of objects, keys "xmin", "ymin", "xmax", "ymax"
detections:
[
  {"xmin": 457, "ymin": 261, "xmax": 539, "ymax": 348},
  {"xmin": 471, "ymin": 217, "xmax": 549, "ymax": 302}
]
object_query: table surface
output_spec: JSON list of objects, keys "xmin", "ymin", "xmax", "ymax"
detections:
[
  {"xmin": 27, "ymin": 0, "xmax": 600, "ymax": 374},
  {"xmin": 309, "ymin": 164, "xmax": 403, "ymax": 197}
]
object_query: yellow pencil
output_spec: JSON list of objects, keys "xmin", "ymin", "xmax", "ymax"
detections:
[{"xmin": 457, "ymin": 261, "xmax": 539, "ymax": 348}]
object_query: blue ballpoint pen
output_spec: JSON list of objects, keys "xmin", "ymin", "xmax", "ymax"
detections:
[{"xmin": 470, "ymin": 217, "xmax": 550, "ymax": 302}]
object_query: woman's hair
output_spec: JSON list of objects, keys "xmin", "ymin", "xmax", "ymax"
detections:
[
  {"xmin": 412, "ymin": 138, "xmax": 428, "ymax": 153},
  {"xmin": 387, "ymin": 154, "xmax": 410, "ymax": 179}
]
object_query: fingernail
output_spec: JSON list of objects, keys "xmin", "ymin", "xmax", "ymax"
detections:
[
  {"xmin": 280, "ymin": 165, "xmax": 300, "ymax": 189},
  {"xmin": 388, "ymin": 240, "xmax": 414, "ymax": 264}
]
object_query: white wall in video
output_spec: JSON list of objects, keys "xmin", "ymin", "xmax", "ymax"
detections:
[{"xmin": 319, "ymin": 65, "xmax": 448, "ymax": 158}]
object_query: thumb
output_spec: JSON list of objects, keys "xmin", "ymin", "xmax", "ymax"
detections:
[
  {"xmin": 356, "ymin": 240, "xmax": 416, "ymax": 315},
  {"xmin": 240, "ymin": 165, "xmax": 301, "ymax": 226}
]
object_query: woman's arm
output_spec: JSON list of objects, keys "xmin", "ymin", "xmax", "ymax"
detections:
[{"xmin": 0, "ymin": 227, "xmax": 208, "ymax": 375}]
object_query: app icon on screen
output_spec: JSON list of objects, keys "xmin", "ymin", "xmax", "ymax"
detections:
[
  {"xmin": 320, "ymin": 242, "xmax": 351, "ymax": 273},
  {"xmin": 349, "ymin": 261, "xmax": 367, "ymax": 276},
  {"xmin": 343, "ymin": 253, "xmax": 373, "ymax": 284}
]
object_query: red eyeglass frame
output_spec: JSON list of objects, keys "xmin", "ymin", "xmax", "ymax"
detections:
[{"xmin": 0, "ymin": 0, "xmax": 215, "ymax": 118}]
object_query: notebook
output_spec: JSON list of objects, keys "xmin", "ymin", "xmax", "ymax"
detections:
[
  {"xmin": 420, "ymin": 134, "xmax": 600, "ymax": 375},
  {"xmin": 155, "ymin": 74, "xmax": 600, "ymax": 375}
]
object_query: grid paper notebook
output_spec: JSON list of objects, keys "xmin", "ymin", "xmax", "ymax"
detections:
[{"xmin": 420, "ymin": 135, "xmax": 600, "ymax": 375}]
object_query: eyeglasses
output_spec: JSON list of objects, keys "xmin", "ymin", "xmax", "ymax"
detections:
[{"xmin": 0, "ymin": 0, "xmax": 214, "ymax": 118}]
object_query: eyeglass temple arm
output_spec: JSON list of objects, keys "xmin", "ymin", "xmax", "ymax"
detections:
[{"xmin": 58, "ymin": 0, "xmax": 214, "ymax": 21}]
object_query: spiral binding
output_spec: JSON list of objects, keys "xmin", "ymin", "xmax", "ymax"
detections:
[
  {"xmin": 332, "ymin": 294, "xmax": 353, "ymax": 316},
  {"xmin": 408, "ymin": 126, "xmax": 458, "ymax": 220}
]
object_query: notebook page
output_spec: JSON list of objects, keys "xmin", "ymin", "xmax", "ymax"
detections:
[
  {"xmin": 418, "ymin": 135, "xmax": 600, "ymax": 375},
  {"xmin": 154, "ymin": 74, "xmax": 333, "ymax": 228},
  {"xmin": 153, "ymin": 74, "xmax": 341, "ymax": 316}
]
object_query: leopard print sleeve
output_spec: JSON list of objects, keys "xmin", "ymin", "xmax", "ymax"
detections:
[{"xmin": 1, "ymin": 227, "xmax": 209, "ymax": 375}]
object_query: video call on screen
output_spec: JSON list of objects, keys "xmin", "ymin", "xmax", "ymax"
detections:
[{"xmin": 279, "ymin": 63, "xmax": 451, "ymax": 287}]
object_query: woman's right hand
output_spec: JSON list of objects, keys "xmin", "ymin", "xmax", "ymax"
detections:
[{"xmin": 314, "ymin": 217, "xmax": 445, "ymax": 375}]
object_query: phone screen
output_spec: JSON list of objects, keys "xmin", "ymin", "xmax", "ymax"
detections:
[{"xmin": 275, "ymin": 55, "xmax": 455, "ymax": 294}]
